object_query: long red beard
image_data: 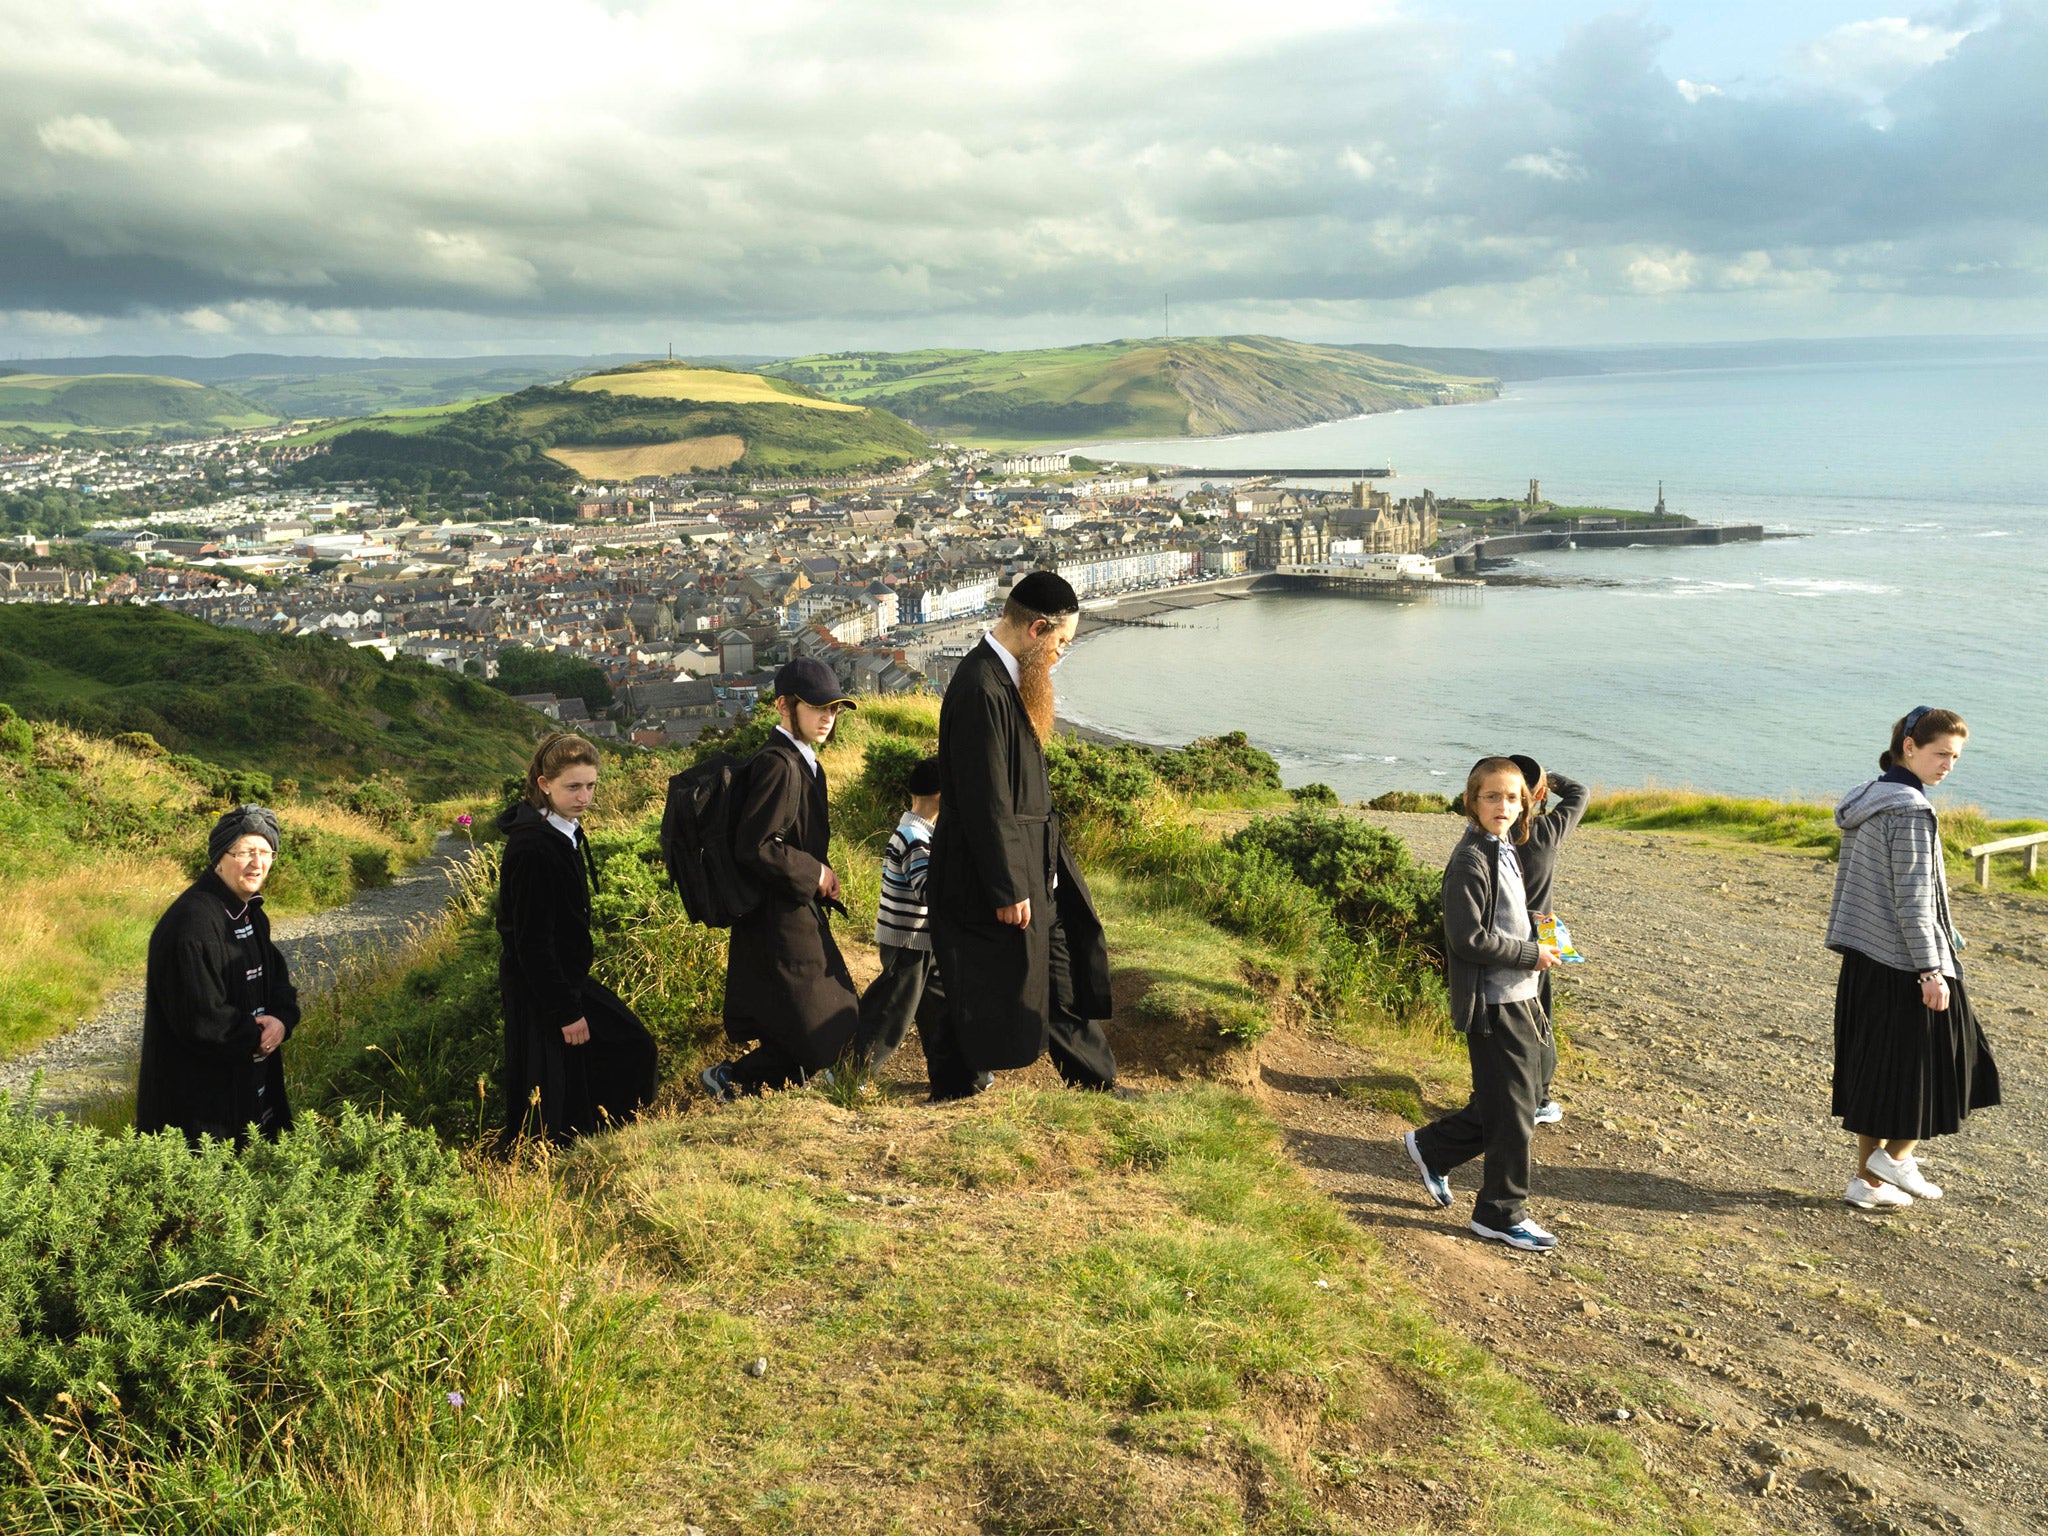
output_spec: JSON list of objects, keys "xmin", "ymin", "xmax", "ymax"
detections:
[{"xmin": 1018, "ymin": 645, "xmax": 1057, "ymax": 747}]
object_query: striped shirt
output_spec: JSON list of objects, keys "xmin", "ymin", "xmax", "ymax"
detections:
[{"xmin": 874, "ymin": 811, "xmax": 935, "ymax": 952}]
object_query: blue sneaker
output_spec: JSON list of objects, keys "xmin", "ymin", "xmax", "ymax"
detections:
[
  {"xmin": 1403, "ymin": 1131, "xmax": 1453, "ymax": 1208},
  {"xmin": 699, "ymin": 1061, "xmax": 738, "ymax": 1104},
  {"xmin": 1469, "ymin": 1217, "xmax": 1560, "ymax": 1252}
]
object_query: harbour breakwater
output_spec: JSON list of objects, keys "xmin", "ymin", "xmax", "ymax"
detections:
[
  {"xmin": 1456, "ymin": 521, "xmax": 1767, "ymax": 563},
  {"xmin": 1071, "ymin": 520, "xmax": 1769, "ymax": 633}
]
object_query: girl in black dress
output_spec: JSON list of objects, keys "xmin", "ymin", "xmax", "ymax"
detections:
[
  {"xmin": 1824, "ymin": 707, "xmax": 1999, "ymax": 1209},
  {"xmin": 496, "ymin": 732, "xmax": 656, "ymax": 1147}
]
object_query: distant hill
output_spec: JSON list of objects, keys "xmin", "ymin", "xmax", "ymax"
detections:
[
  {"xmin": 4, "ymin": 353, "xmax": 782, "ymax": 421},
  {"xmin": 294, "ymin": 361, "xmax": 930, "ymax": 500},
  {"xmin": 0, "ymin": 372, "xmax": 276, "ymax": 444},
  {"xmin": 762, "ymin": 335, "xmax": 1498, "ymax": 441},
  {"xmin": 0, "ymin": 606, "xmax": 547, "ymax": 797}
]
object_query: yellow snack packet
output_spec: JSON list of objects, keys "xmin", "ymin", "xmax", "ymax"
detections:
[{"xmin": 1537, "ymin": 913, "xmax": 1585, "ymax": 963}]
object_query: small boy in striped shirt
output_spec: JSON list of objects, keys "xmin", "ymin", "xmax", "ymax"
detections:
[{"xmin": 856, "ymin": 757, "xmax": 978, "ymax": 1083}]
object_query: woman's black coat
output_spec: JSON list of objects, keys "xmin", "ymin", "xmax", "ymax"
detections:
[
  {"xmin": 136, "ymin": 870, "xmax": 299, "ymax": 1145},
  {"xmin": 496, "ymin": 802, "xmax": 656, "ymax": 1146},
  {"xmin": 722, "ymin": 730, "xmax": 860, "ymax": 1072},
  {"xmin": 928, "ymin": 638, "xmax": 1112, "ymax": 1071}
]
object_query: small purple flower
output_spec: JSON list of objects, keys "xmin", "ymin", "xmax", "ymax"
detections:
[
  {"xmin": 456, "ymin": 813, "xmax": 473, "ymax": 828},
  {"xmin": 447, "ymin": 1390, "xmax": 465, "ymax": 1409}
]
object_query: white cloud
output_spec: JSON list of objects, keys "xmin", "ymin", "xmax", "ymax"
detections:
[
  {"xmin": 35, "ymin": 114, "xmax": 132, "ymax": 159},
  {"xmin": 1794, "ymin": 16, "xmax": 1968, "ymax": 91},
  {"xmin": 1505, "ymin": 150, "xmax": 1584, "ymax": 182},
  {"xmin": 0, "ymin": 1, "xmax": 2041, "ymax": 349},
  {"xmin": 1625, "ymin": 250, "xmax": 1698, "ymax": 294}
]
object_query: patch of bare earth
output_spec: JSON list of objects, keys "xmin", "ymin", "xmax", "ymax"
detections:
[
  {"xmin": 1249, "ymin": 812, "xmax": 2048, "ymax": 1536},
  {"xmin": 546, "ymin": 435, "xmax": 746, "ymax": 478}
]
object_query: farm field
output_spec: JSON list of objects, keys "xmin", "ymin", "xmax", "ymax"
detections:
[
  {"xmin": 569, "ymin": 365, "xmax": 860, "ymax": 410},
  {"xmin": 547, "ymin": 435, "xmax": 748, "ymax": 477}
]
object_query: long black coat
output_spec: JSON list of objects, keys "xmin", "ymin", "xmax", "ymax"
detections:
[
  {"xmin": 928, "ymin": 639, "xmax": 1111, "ymax": 1071},
  {"xmin": 136, "ymin": 870, "xmax": 300, "ymax": 1146},
  {"xmin": 496, "ymin": 803, "xmax": 656, "ymax": 1146},
  {"xmin": 723, "ymin": 730, "xmax": 860, "ymax": 1072}
]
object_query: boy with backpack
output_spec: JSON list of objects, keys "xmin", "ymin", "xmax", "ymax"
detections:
[{"xmin": 697, "ymin": 659, "xmax": 862, "ymax": 1101}]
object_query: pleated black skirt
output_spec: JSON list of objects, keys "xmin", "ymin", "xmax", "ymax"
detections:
[{"xmin": 1832, "ymin": 948, "xmax": 2001, "ymax": 1140}]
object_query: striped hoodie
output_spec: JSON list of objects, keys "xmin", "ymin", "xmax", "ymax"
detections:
[
  {"xmin": 874, "ymin": 810, "xmax": 935, "ymax": 952},
  {"xmin": 1824, "ymin": 778, "xmax": 1961, "ymax": 977}
]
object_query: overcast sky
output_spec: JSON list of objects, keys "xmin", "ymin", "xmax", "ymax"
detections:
[{"xmin": 3, "ymin": 0, "xmax": 2042, "ymax": 357}]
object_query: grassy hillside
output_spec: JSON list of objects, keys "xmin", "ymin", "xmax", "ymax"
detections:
[
  {"xmin": 292, "ymin": 362, "xmax": 930, "ymax": 498},
  {"xmin": 5, "ymin": 353, "xmax": 784, "ymax": 419},
  {"xmin": 0, "ymin": 371, "xmax": 276, "ymax": 444},
  {"xmin": 0, "ymin": 704, "xmax": 449, "ymax": 1057},
  {"xmin": 763, "ymin": 335, "xmax": 1498, "ymax": 441},
  {"xmin": 0, "ymin": 606, "xmax": 546, "ymax": 797},
  {"xmin": 0, "ymin": 697, "xmax": 1718, "ymax": 1532}
]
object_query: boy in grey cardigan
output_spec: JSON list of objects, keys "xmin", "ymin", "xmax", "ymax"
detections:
[{"xmin": 1404, "ymin": 757, "xmax": 1562, "ymax": 1252}]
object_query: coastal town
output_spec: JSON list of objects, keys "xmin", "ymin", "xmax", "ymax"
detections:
[{"xmin": 2, "ymin": 430, "xmax": 1465, "ymax": 748}]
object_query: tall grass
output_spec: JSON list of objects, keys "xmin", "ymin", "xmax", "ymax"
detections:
[
  {"xmin": 0, "ymin": 718, "xmax": 452, "ymax": 1059},
  {"xmin": 1586, "ymin": 788, "xmax": 2048, "ymax": 892}
]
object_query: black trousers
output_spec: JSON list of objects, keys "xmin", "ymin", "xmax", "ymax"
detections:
[
  {"xmin": 855, "ymin": 944, "xmax": 948, "ymax": 1070},
  {"xmin": 924, "ymin": 913, "xmax": 1115, "ymax": 1100},
  {"xmin": 1413, "ymin": 998, "xmax": 1547, "ymax": 1230}
]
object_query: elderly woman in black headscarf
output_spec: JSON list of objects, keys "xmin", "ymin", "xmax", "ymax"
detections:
[{"xmin": 136, "ymin": 804, "xmax": 300, "ymax": 1146}]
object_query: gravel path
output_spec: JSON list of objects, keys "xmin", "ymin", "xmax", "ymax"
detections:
[
  {"xmin": 1259, "ymin": 812, "xmax": 2048, "ymax": 1536},
  {"xmin": 0, "ymin": 835, "xmax": 478, "ymax": 1117}
]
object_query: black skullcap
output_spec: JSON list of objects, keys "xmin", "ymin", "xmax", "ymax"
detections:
[
  {"xmin": 209, "ymin": 804, "xmax": 281, "ymax": 865},
  {"xmin": 1007, "ymin": 570, "xmax": 1079, "ymax": 617},
  {"xmin": 907, "ymin": 756, "xmax": 941, "ymax": 797},
  {"xmin": 1508, "ymin": 754, "xmax": 1543, "ymax": 791}
]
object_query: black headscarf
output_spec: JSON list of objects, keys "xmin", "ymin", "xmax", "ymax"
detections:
[{"xmin": 208, "ymin": 804, "xmax": 281, "ymax": 866}]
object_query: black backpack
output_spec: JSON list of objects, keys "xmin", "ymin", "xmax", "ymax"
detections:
[{"xmin": 659, "ymin": 752, "xmax": 764, "ymax": 927}]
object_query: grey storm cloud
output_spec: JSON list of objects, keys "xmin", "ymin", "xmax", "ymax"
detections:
[{"xmin": 1, "ymin": 0, "xmax": 2044, "ymax": 344}]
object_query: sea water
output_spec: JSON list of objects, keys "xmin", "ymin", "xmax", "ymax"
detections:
[{"xmin": 1056, "ymin": 345, "xmax": 2048, "ymax": 818}]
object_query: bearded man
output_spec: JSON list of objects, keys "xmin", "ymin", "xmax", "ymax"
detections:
[{"xmin": 925, "ymin": 570, "xmax": 1116, "ymax": 1100}]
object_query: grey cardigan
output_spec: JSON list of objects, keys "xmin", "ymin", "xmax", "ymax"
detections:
[
  {"xmin": 1443, "ymin": 826, "xmax": 1543, "ymax": 1034},
  {"xmin": 1824, "ymin": 779, "xmax": 1960, "ymax": 977}
]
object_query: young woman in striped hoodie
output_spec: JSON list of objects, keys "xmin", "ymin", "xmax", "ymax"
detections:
[{"xmin": 1825, "ymin": 707, "xmax": 2001, "ymax": 1210}]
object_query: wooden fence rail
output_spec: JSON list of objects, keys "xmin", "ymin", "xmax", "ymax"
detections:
[{"xmin": 1964, "ymin": 831, "xmax": 2048, "ymax": 888}]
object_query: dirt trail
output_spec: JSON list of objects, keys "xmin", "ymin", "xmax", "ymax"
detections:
[
  {"xmin": 865, "ymin": 811, "xmax": 2047, "ymax": 1530},
  {"xmin": 1257, "ymin": 812, "xmax": 2048, "ymax": 1536},
  {"xmin": 0, "ymin": 835, "xmax": 478, "ymax": 1117}
]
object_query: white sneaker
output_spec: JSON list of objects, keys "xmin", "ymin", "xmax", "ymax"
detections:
[
  {"xmin": 1533, "ymin": 1100, "xmax": 1564, "ymax": 1126},
  {"xmin": 1844, "ymin": 1176, "xmax": 1913, "ymax": 1210},
  {"xmin": 1866, "ymin": 1149, "xmax": 1943, "ymax": 1200}
]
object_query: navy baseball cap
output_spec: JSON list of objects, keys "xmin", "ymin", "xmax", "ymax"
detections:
[{"xmin": 774, "ymin": 658, "xmax": 857, "ymax": 709}]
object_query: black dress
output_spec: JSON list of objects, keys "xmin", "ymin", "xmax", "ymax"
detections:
[
  {"xmin": 1832, "ymin": 949, "xmax": 2000, "ymax": 1140},
  {"xmin": 136, "ymin": 870, "xmax": 300, "ymax": 1146},
  {"xmin": 495, "ymin": 802, "xmax": 657, "ymax": 1147}
]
